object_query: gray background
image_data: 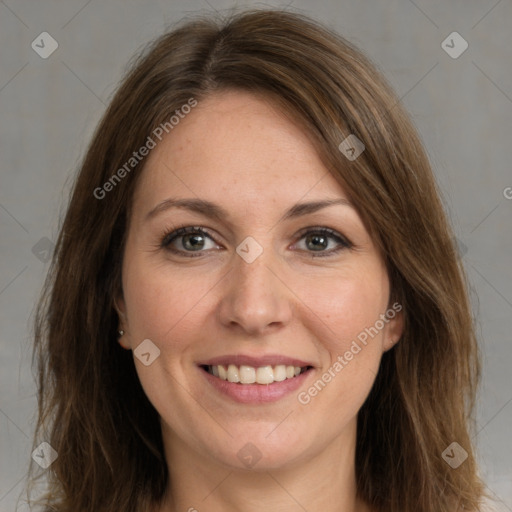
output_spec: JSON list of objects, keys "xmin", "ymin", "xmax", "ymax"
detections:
[{"xmin": 0, "ymin": 0, "xmax": 511, "ymax": 510}]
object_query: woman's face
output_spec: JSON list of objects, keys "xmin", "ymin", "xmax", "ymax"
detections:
[{"xmin": 117, "ymin": 90, "xmax": 403, "ymax": 471}]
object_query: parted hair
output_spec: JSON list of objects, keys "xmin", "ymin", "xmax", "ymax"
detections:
[{"xmin": 29, "ymin": 8, "xmax": 485, "ymax": 512}]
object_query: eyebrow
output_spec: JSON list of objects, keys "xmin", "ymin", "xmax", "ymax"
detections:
[{"xmin": 145, "ymin": 197, "xmax": 354, "ymax": 223}]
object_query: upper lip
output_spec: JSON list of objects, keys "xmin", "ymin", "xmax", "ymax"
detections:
[{"xmin": 197, "ymin": 354, "xmax": 315, "ymax": 368}]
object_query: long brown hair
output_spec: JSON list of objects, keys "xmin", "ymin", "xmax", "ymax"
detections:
[{"xmin": 29, "ymin": 8, "xmax": 485, "ymax": 512}]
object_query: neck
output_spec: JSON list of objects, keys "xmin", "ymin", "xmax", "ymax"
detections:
[{"xmin": 155, "ymin": 418, "xmax": 373, "ymax": 512}]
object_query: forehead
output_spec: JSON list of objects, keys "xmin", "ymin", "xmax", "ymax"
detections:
[{"xmin": 132, "ymin": 90, "xmax": 348, "ymax": 217}]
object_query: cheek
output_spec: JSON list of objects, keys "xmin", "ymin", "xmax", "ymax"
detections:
[
  {"xmin": 296, "ymin": 273, "xmax": 389, "ymax": 412},
  {"xmin": 293, "ymin": 267, "xmax": 389, "ymax": 353},
  {"xmin": 122, "ymin": 256, "xmax": 212, "ymax": 341},
  {"xmin": 330, "ymin": 293, "xmax": 386, "ymax": 357},
  {"xmin": 294, "ymin": 268, "xmax": 389, "ymax": 409}
]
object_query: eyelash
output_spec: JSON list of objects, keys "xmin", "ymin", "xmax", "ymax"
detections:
[{"xmin": 160, "ymin": 225, "xmax": 352, "ymax": 258}]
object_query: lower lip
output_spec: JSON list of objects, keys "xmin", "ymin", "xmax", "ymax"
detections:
[{"xmin": 199, "ymin": 367, "xmax": 313, "ymax": 404}]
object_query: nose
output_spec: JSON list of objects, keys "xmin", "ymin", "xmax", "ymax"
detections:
[{"xmin": 217, "ymin": 247, "xmax": 293, "ymax": 336}]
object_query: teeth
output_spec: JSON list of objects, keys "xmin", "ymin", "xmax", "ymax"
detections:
[
  {"xmin": 218, "ymin": 365, "xmax": 227, "ymax": 380},
  {"xmin": 239, "ymin": 365, "xmax": 255, "ymax": 384},
  {"xmin": 273, "ymin": 365, "xmax": 287, "ymax": 382},
  {"xmin": 256, "ymin": 366, "xmax": 274, "ymax": 384},
  {"xmin": 227, "ymin": 364, "xmax": 240, "ymax": 383},
  {"xmin": 207, "ymin": 364, "xmax": 307, "ymax": 384}
]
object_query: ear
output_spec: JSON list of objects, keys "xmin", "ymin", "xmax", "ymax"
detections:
[
  {"xmin": 113, "ymin": 293, "xmax": 126, "ymax": 317},
  {"xmin": 383, "ymin": 302, "xmax": 404, "ymax": 352},
  {"xmin": 113, "ymin": 293, "xmax": 131, "ymax": 350}
]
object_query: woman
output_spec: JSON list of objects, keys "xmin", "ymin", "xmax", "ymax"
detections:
[{"xmin": 29, "ymin": 9, "xmax": 486, "ymax": 512}]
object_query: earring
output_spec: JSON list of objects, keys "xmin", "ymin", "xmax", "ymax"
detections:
[{"xmin": 118, "ymin": 330, "xmax": 125, "ymax": 337}]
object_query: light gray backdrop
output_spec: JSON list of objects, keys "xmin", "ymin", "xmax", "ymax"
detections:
[{"xmin": 0, "ymin": 0, "xmax": 511, "ymax": 510}]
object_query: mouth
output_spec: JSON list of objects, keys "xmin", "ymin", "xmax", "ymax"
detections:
[
  {"xmin": 200, "ymin": 364, "xmax": 313, "ymax": 385},
  {"xmin": 196, "ymin": 354, "xmax": 316, "ymax": 403}
]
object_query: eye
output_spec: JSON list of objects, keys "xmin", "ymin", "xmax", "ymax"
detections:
[
  {"xmin": 293, "ymin": 227, "xmax": 352, "ymax": 257},
  {"xmin": 160, "ymin": 225, "xmax": 352, "ymax": 258},
  {"xmin": 161, "ymin": 226, "xmax": 220, "ymax": 256}
]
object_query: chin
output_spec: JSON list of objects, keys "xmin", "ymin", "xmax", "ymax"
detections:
[{"xmin": 208, "ymin": 429, "xmax": 311, "ymax": 472}]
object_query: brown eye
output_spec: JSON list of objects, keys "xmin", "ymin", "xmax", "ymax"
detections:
[
  {"xmin": 295, "ymin": 228, "xmax": 352, "ymax": 257},
  {"xmin": 161, "ymin": 227, "xmax": 219, "ymax": 255},
  {"xmin": 304, "ymin": 232, "xmax": 329, "ymax": 251}
]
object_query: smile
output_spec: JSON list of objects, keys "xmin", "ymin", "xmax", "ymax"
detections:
[{"xmin": 202, "ymin": 364, "xmax": 311, "ymax": 384}]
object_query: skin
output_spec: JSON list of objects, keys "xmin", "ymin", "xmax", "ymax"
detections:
[{"xmin": 116, "ymin": 90, "xmax": 403, "ymax": 512}]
